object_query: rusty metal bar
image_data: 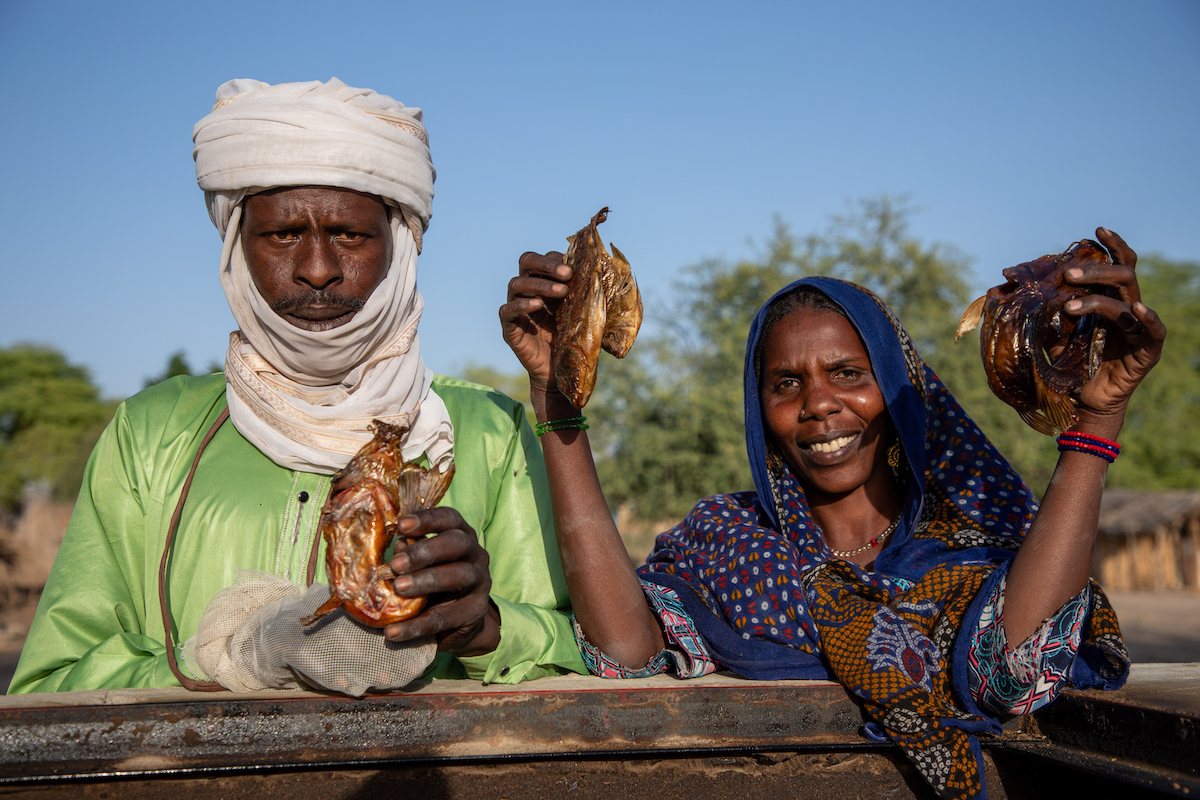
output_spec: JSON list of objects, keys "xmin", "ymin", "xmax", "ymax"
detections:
[
  {"xmin": 0, "ymin": 665, "xmax": 1195, "ymax": 796},
  {"xmin": 0, "ymin": 675, "xmax": 871, "ymax": 783}
]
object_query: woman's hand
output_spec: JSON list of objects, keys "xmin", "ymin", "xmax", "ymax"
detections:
[
  {"xmin": 499, "ymin": 251, "xmax": 572, "ymax": 396},
  {"xmin": 383, "ymin": 507, "xmax": 500, "ymax": 658},
  {"xmin": 1065, "ymin": 228, "xmax": 1166, "ymax": 420},
  {"xmin": 1006, "ymin": 229, "xmax": 1166, "ymax": 645}
]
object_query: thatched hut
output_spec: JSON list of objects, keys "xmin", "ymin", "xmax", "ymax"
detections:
[{"xmin": 1093, "ymin": 488, "xmax": 1200, "ymax": 592}]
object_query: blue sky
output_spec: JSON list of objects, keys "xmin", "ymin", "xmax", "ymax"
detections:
[{"xmin": 2, "ymin": 1, "xmax": 1197, "ymax": 399}]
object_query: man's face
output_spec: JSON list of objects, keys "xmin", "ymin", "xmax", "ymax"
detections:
[{"xmin": 242, "ymin": 186, "xmax": 393, "ymax": 331}]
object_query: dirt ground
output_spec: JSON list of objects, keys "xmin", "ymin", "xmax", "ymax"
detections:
[{"xmin": 0, "ymin": 590, "xmax": 1196, "ymax": 695}]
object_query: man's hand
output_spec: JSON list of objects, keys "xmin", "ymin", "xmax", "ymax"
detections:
[{"xmin": 383, "ymin": 507, "xmax": 500, "ymax": 657}]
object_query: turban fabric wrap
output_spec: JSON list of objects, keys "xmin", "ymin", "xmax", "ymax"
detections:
[{"xmin": 192, "ymin": 78, "xmax": 453, "ymax": 474}]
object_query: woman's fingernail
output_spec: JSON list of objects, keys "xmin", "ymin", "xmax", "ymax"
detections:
[
  {"xmin": 1134, "ymin": 302, "xmax": 1147, "ymax": 314},
  {"xmin": 1067, "ymin": 268, "xmax": 1083, "ymax": 280},
  {"xmin": 1066, "ymin": 299, "xmax": 1082, "ymax": 312},
  {"xmin": 393, "ymin": 576, "xmax": 412, "ymax": 593},
  {"xmin": 399, "ymin": 515, "xmax": 418, "ymax": 532}
]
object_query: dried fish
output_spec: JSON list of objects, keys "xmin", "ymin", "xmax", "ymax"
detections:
[
  {"xmin": 956, "ymin": 239, "xmax": 1112, "ymax": 435},
  {"xmin": 302, "ymin": 421, "xmax": 455, "ymax": 627},
  {"xmin": 553, "ymin": 207, "xmax": 643, "ymax": 407}
]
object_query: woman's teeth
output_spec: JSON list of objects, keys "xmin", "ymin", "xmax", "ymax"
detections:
[{"xmin": 809, "ymin": 436, "xmax": 854, "ymax": 453}]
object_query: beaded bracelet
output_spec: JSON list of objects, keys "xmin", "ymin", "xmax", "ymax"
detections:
[
  {"xmin": 534, "ymin": 416, "xmax": 588, "ymax": 436},
  {"xmin": 1056, "ymin": 431, "xmax": 1121, "ymax": 463}
]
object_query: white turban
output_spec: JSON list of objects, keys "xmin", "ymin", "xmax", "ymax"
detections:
[{"xmin": 192, "ymin": 78, "xmax": 453, "ymax": 474}]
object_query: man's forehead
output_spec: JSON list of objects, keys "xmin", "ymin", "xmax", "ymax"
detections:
[{"xmin": 244, "ymin": 186, "xmax": 390, "ymax": 217}]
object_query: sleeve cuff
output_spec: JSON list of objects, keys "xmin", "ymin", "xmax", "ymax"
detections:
[
  {"xmin": 456, "ymin": 594, "xmax": 586, "ymax": 684},
  {"xmin": 575, "ymin": 581, "xmax": 716, "ymax": 679},
  {"xmin": 967, "ymin": 573, "xmax": 1090, "ymax": 716}
]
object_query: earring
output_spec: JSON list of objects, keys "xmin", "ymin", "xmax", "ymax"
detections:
[{"xmin": 888, "ymin": 440, "xmax": 903, "ymax": 480}]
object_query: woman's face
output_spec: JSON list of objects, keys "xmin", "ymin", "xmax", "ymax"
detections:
[{"xmin": 759, "ymin": 307, "xmax": 892, "ymax": 504}]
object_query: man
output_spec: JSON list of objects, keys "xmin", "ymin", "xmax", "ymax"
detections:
[{"xmin": 9, "ymin": 78, "xmax": 584, "ymax": 695}]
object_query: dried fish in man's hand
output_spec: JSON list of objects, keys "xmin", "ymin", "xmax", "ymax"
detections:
[{"xmin": 302, "ymin": 420, "xmax": 455, "ymax": 627}]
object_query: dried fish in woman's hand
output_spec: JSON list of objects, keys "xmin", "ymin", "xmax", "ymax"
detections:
[
  {"xmin": 956, "ymin": 239, "xmax": 1115, "ymax": 435},
  {"xmin": 302, "ymin": 421, "xmax": 455, "ymax": 627},
  {"xmin": 553, "ymin": 207, "xmax": 643, "ymax": 407}
]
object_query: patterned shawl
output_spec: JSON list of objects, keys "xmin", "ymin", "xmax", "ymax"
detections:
[{"xmin": 639, "ymin": 277, "xmax": 1127, "ymax": 799}]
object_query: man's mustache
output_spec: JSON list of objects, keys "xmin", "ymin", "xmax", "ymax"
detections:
[{"xmin": 269, "ymin": 291, "xmax": 366, "ymax": 316}]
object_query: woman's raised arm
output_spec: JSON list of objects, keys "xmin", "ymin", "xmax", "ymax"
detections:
[
  {"xmin": 499, "ymin": 251, "xmax": 665, "ymax": 666},
  {"xmin": 1002, "ymin": 228, "xmax": 1166, "ymax": 644}
]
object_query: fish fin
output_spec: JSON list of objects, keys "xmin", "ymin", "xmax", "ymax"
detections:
[
  {"xmin": 1044, "ymin": 396, "xmax": 1079, "ymax": 436},
  {"xmin": 955, "ymin": 296, "xmax": 987, "ymax": 341},
  {"xmin": 417, "ymin": 462, "xmax": 456, "ymax": 511},
  {"xmin": 395, "ymin": 461, "xmax": 456, "ymax": 520},
  {"xmin": 1018, "ymin": 408, "xmax": 1057, "ymax": 437},
  {"xmin": 301, "ymin": 593, "xmax": 344, "ymax": 626},
  {"xmin": 1031, "ymin": 372, "xmax": 1078, "ymax": 436},
  {"xmin": 610, "ymin": 243, "xmax": 629, "ymax": 268}
]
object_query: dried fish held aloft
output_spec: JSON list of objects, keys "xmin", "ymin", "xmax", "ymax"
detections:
[
  {"xmin": 956, "ymin": 239, "xmax": 1112, "ymax": 435},
  {"xmin": 552, "ymin": 207, "xmax": 643, "ymax": 408},
  {"xmin": 302, "ymin": 421, "xmax": 455, "ymax": 627}
]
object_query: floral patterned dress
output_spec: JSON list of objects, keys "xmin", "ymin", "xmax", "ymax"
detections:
[{"xmin": 577, "ymin": 278, "xmax": 1127, "ymax": 800}]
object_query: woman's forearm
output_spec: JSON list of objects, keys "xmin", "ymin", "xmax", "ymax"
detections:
[
  {"xmin": 532, "ymin": 388, "xmax": 666, "ymax": 666},
  {"xmin": 1002, "ymin": 409, "xmax": 1123, "ymax": 644}
]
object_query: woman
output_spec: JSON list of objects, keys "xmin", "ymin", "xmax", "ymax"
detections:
[{"xmin": 500, "ymin": 228, "xmax": 1164, "ymax": 799}]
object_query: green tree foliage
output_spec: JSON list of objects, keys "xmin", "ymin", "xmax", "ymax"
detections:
[
  {"xmin": 0, "ymin": 345, "xmax": 118, "ymax": 511},
  {"xmin": 586, "ymin": 196, "xmax": 978, "ymax": 520},
  {"xmin": 582, "ymin": 197, "xmax": 1200, "ymax": 522},
  {"xmin": 458, "ymin": 361, "xmax": 538, "ymax": 431},
  {"xmin": 1103, "ymin": 254, "xmax": 1200, "ymax": 488},
  {"xmin": 144, "ymin": 350, "xmax": 194, "ymax": 388},
  {"xmin": 143, "ymin": 350, "xmax": 223, "ymax": 388}
]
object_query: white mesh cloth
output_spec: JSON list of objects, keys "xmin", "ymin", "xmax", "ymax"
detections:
[{"xmin": 188, "ymin": 570, "xmax": 436, "ymax": 696}]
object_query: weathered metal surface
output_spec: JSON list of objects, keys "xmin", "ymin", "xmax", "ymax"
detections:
[
  {"xmin": 0, "ymin": 675, "xmax": 871, "ymax": 783},
  {"xmin": 0, "ymin": 753, "xmax": 974, "ymax": 800},
  {"xmin": 0, "ymin": 666, "xmax": 1195, "ymax": 797},
  {"xmin": 1028, "ymin": 662, "xmax": 1200, "ymax": 785}
]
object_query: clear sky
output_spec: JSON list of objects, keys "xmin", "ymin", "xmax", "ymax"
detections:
[{"xmin": 2, "ymin": 1, "xmax": 1197, "ymax": 399}]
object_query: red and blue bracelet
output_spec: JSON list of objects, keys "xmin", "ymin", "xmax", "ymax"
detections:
[{"xmin": 1056, "ymin": 431, "xmax": 1121, "ymax": 463}]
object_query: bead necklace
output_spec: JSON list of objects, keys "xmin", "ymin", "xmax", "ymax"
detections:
[{"xmin": 828, "ymin": 515, "xmax": 901, "ymax": 559}]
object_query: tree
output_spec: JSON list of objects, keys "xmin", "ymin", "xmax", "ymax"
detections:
[
  {"xmin": 143, "ymin": 350, "xmax": 194, "ymax": 388},
  {"xmin": 143, "ymin": 350, "xmax": 223, "ymax": 388},
  {"xmin": 585, "ymin": 197, "xmax": 1200, "ymax": 522},
  {"xmin": 1102, "ymin": 254, "xmax": 1200, "ymax": 488},
  {"xmin": 474, "ymin": 198, "xmax": 1199, "ymax": 521},
  {"xmin": 0, "ymin": 345, "xmax": 118, "ymax": 511},
  {"xmin": 457, "ymin": 362, "xmax": 538, "ymax": 431},
  {"xmin": 584, "ymin": 197, "xmax": 975, "ymax": 520}
]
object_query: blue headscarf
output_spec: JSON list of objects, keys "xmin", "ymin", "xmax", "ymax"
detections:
[
  {"xmin": 638, "ymin": 277, "xmax": 1128, "ymax": 799},
  {"xmin": 641, "ymin": 278, "xmax": 1037, "ymax": 676}
]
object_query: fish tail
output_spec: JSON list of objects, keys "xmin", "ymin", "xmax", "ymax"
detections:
[
  {"xmin": 956, "ymin": 296, "xmax": 987, "ymax": 341},
  {"xmin": 301, "ymin": 593, "xmax": 344, "ymax": 626}
]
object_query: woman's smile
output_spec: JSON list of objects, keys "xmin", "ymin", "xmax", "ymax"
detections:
[{"xmin": 759, "ymin": 308, "xmax": 893, "ymax": 504}]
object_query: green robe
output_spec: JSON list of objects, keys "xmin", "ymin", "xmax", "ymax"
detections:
[{"xmin": 9, "ymin": 373, "xmax": 585, "ymax": 693}]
